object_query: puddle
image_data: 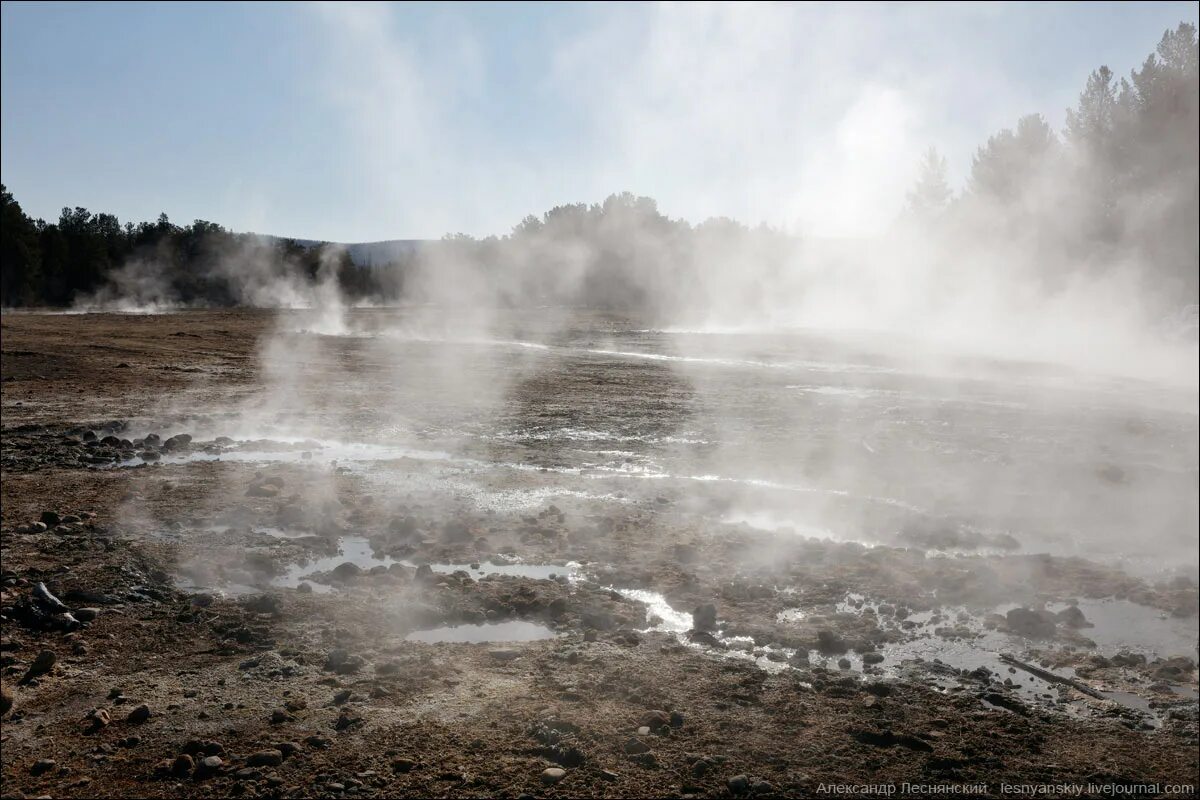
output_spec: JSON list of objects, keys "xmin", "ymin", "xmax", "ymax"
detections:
[
  {"xmin": 1046, "ymin": 599, "xmax": 1198, "ymax": 659},
  {"xmin": 273, "ymin": 537, "xmax": 395, "ymax": 590},
  {"xmin": 404, "ymin": 620, "xmax": 558, "ymax": 643},
  {"xmin": 415, "ymin": 560, "xmax": 581, "ymax": 581}
]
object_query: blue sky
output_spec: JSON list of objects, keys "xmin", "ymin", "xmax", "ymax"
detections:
[{"xmin": 2, "ymin": 1, "xmax": 1197, "ymax": 241}]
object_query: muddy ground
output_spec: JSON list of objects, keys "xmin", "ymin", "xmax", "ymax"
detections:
[{"xmin": 1, "ymin": 310, "xmax": 1197, "ymax": 799}]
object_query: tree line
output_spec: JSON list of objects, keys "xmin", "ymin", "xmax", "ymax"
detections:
[{"xmin": 2, "ymin": 23, "xmax": 1196, "ymax": 313}]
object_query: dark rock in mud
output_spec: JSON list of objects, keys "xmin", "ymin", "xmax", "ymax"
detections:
[
  {"xmin": 40, "ymin": 511, "xmax": 62, "ymax": 527},
  {"xmin": 127, "ymin": 703, "xmax": 152, "ymax": 723},
  {"xmin": 240, "ymin": 594, "xmax": 282, "ymax": 615},
  {"xmin": 32, "ymin": 582, "xmax": 71, "ymax": 614},
  {"xmin": 1055, "ymin": 605, "xmax": 1092, "ymax": 629},
  {"xmin": 1005, "ymin": 608, "xmax": 1057, "ymax": 638},
  {"xmin": 862, "ymin": 652, "xmax": 885, "ymax": 665},
  {"xmin": 247, "ymin": 749, "xmax": 284, "ymax": 767},
  {"xmin": 31, "ymin": 758, "xmax": 56, "ymax": 775},
  {"xmin": 692, "ymin": 603, "xmax": 718, "ymax": 632},
  {"xmin": 727, "ymin": 774, "xmax": 751, "ymax": 793},
  {"xmin": 392, "ymin": 757, "xmax": 417, "ymax": 773},
  {"xmin": 816, "ymin": 630, "xmax": 849, "ymax": 655},
  {"xmin": 332, "ymin": 562, "xmax": 363, "ymax": 580},
  {"xmin": 21, "ymin": 649, "xmax": 56, "ymax": 683},
  {"xmin": 639, "ymin": 710, "xmax": 671, "ymax": 731},
  {"xmin": 163, "ymin": 433, "xmax": 192, "ymax": 451}
]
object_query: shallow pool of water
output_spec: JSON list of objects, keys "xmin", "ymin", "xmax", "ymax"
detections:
[{"xmin": 404, "ymin": 620, "xmax": 558, "ymax": 643}]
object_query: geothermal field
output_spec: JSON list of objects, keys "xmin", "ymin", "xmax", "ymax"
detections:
[
  {"xmin": 3, "ymin": 3, "xmax": 1200, "ymax": 798},
  {"xmin": 0, "ymin": 306, "xmax": 1197, "ymax": 797}
]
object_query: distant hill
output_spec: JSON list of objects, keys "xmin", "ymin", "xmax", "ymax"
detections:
[{"xmin": 257, "ymin": 236, "xmax": 431, "ymax": 268}]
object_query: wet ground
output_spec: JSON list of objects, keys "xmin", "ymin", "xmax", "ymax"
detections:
[{"xmin": 1, "ymin": 307, "xmax": 1197, "ymax": 797}]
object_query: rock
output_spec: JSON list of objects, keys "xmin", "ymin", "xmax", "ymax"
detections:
[
  {"xmin": 201, "ymin": 755, "xmax": 224, "ymax": 771},
  {"xmin": 1055, "ymin": 605, "xmax": 1091, "ymax": 629},
  {"xmin": 163, "ymin": 434, "xmax": 192, "ymax": 451},
  {"xmin": 540, "ymin": 767, "xmax": 567, "ymax": 785},
  {"xmin": 21, "ymin": 649, "xmax": 56, "ymax": 683},
  {"xmin": 727, "ymin": 774, "xmax": 751, "ymax": 794},
  {"xmin": 127, "ymin": 703, "xmax": 151, "ymax": 723},
  {"xmin": 669, "ymin": 710, "xmax": 684, "ymax": 728},
  {"xmin": 1005, "ymin": 608, "xmax": 1057, "ymax": 638},
  {"xmin": 837, "ymin": 657, "xmax": 852, "ymax": 670},
  {"xmin": 88, "ymin": 707, "xmax": 111, "ymax": 729},
  {"xmin": 862, "ymin": 652, "xmax": 885, "ymax": 665},
  {"xmin": 816, "ymin": 630, "xmax": 848, "ymax": 655},
  {"xmin": 172, "ymin": 754, "xmax": 195, "ymax": 776},
  {"xmin": 692, "ymin": 603, "xmax": 718, "ymax": 632},
  {"xmin": 246, "ymin": 484, "xmax": 279, "ymax": 498},
  {"xmin": 623, "ymin": 737, "xmax": 651, "ymax": 755},
  {"xmin": 269, "ymin": 709, "xmax": 293, "ymax": 724},
  {"xmin": 74, "ymin": 607, "xmax": 100, "ymax": 622},
  {"xmin": 391, "ymin": 757, "xmax": 417, "ymax": 773},
  {"xmin": 32, "ymin": 582, "xmax": 71, "ymax": 614},
  {"xmin": 247, "ymin": 749, "xmax": 283, "ymax": 767},
  {"xmin": 297, "ymin": 582, "xmax": 313, "ymax": 594},
  {"xmin": 30, "ymin": 758, "xmax": 56, "ymax": 775},
  {"xmin": 276, "ymin": 742, "xmax": 301, "ymax": 758},
  {"xmin": 0, "ymin": 682, "xmax": 12, "ymax": 716},
  {"xmin": 40, "ymin": 511, "xmax": 61, "ymax": 527},
  {"xmin": 241, "ymin": 594, "xmax": 281, "ymax": 615},
  {"xmin": 305, "ymin": 735, "xmax": 333, "ymax": 749},
  {"xmin": 488, "ymin": 649, "xmax": 521, "ymax": 663},
  {"xmin": 639, "ymin": 710, "xmax": 671, "ymax": 731},
  {"xmin": 18, "ymin": 521, "xmax": 48, "ymax": 534},
  {"xmin": 331, "ymin": 562, "xmax": 363, "ymax": 580},
  {"xmin": 332, "ymin": 689, "xmax": 353, "ymax": 705}
]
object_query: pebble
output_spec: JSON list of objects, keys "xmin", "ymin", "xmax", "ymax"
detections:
[
  {"xmin": 201, "ymin": 756, "xmax": 224, "ymax": 770},
  {"xmin": 30, "ymin": 758, "xmax": 56, "ymax": 775},
  {"xmin": 23, "ymin": 649, "xmax": 57, "ymax": 682},
  {"xmin": 127, "ymin": 703, "xmax": 151, "ymax": 723},
  {"xmin": 727, "ymin": 774, "xmax": 751, "ymax": 793},
  {"xmin": 540, "ymin": 767, "xmax": 566, "ymax": 785},
  {"xmin": 171, "ymin": 754, "xmax": 195, "ymax": 776},
  {"xmin": 247, "ymin": 749, "xmax": 284, "ymax": 767},
  {"xmin": 391, "ymin": 757, "xmax": 417, "ymax": 773}
]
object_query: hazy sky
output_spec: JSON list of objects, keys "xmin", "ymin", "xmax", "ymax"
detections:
[{"xmin": 2, "ymin": 1, "xmax": 1196, "ymax": 242}]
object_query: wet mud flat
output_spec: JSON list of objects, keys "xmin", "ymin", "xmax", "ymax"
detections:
[{"xmin": 2, "ymin": 309, "xmax": 1198, "ymax": 798}]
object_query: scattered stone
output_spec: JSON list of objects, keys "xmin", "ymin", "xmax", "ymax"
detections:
[
  {"xmin": 727, "ymin": 774, "xmax": 751, "ymax": 794},
  {"xmin": 127, "ymin": 703, "xmax": 151, "ymax": 723},
  {"xmin": 489, "ymin": 649, "xmax": 521, "ymax": 663},
  {"xmin": 201, "ymin": 756, "xmax": 224, "ymax": 771},
  {"xmin": 74, "ymin": 608, "xmax": 100, "ymax": 622},
  {"xmin": 32, "ymin": 582, "xmax": 71, "ymax": 614},
  {"xmin": 31, "ymin": 758, "xmax": 56, "ymax": 776},
  {"xmin": 1005, "ymin": 608, "xmax": 1057, "ymax": 638},
  {"xmin": 276, "ymin": 742, "xmax": 301, "ymax": 758},
  {"xmin": 332, "ymin": 562, "xmax": 363, "ymax": 580},
  {"xmin": 623, "ymin": 737, "xmax": 651, "ymax": 755},
  {"xmin": 21, "ymin": 649, "xmax": 57, "ymax": 683},
  {"xmin": 816, "ymin": 630, "xmax": 848, "ymax": 655},
  {"xmin": 639, "ymin": 710, "xmax": 671, "ymax": 731},
  {"xmin": 1055, "ymin": 605, "xmax": 1092, "ymax": 629},
  {"xmin": 172, "ymin": 754, "xmax": 195, "ymax": 776},
  {"xmin": 270, "ymin": 709, "xmax": 293, "ymax": 724},
  {"xmin": 1, "ymin": 682, "xmax": 12, "ymax": 716},
  {"xmin": 392, "ymin": 757, "xmax": 417, "ymax": 773},
  {"xmin": 246, "ymin": 749, "xmax": 284, "ymax": 767},
  {"xmin": 40, "ymin": 511, "xmax": 62, "ymax": 527},
  {"xmin": 87, "ymin": 707, "xmax": 111, "ymax": 729},
  {"xmin": 540, "ymin": 767, "xmax": 567, "ymax": 785},
  {"xmin": 862, "ymin": 652, "xmax": 885, "ymax": 665}
]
